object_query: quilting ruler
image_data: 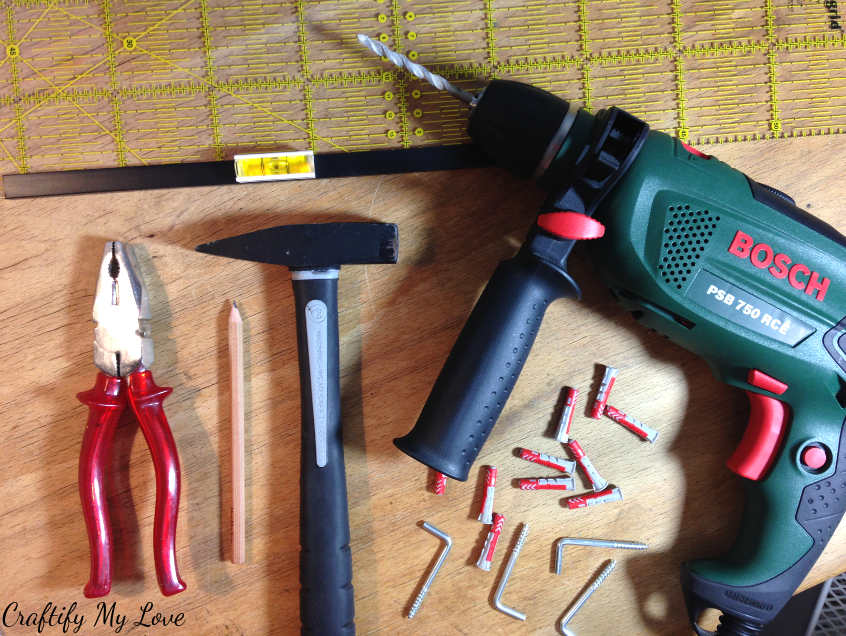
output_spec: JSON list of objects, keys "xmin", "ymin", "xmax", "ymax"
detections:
[{"xmin": 0, "ymin": 0, "xmax": 843, "ymax": 175}]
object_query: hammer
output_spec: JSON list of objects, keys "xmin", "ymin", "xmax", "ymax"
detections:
[{"xmin": 197, "ymin": 222, "xmax": 399, "ymax": 634}]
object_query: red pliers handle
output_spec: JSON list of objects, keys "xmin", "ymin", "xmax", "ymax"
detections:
[{"xmin": 78, "ymin": 370, "xmax": 185, "ymax": 597}]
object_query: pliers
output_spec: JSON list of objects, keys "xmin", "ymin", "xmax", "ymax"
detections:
[{"xmin": 77, "ymin": 241, "xmax": 186, "ymax": 598}]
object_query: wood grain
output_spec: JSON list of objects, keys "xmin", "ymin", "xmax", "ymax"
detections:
[{"xmin": 1, "ymin": 134, "xmax": 845, "ymax": 635}]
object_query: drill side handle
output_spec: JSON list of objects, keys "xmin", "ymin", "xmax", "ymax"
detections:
[
  {"xmin": 291, "ymin": 272, "xmax": 355, "ymax": 636},
  {"xmin": 395, "ymin": 252, "xmax": 579, "ymax": 481}
]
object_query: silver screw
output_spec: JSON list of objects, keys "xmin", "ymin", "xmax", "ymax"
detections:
[
  {"xmin": 493, "ymin": 522, "xmax": 530, "ymax": 621},
  {"xmin": 407, "ymin": 522, "xmax": 452, "ymax": 618},
  {"xmin": 356, "ymin": 34, "xmax": 477, "ymax": 104},
  {"xmin": 554, "ymin": 537, "xmax": 647, "ymax": 575},
  {"xmin": 560, "ymin": 559, "xmax": 617, "ymax": 636}
]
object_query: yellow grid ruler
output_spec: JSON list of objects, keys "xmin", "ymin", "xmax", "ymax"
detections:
[{"xmin": 0, "ymin": 0, "xmax": 843, "ymax": 174}]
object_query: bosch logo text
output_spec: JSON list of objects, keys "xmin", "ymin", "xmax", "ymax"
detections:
[{"xmin": 728, "ymin": 230, "xmax": 830, "ymax": 302}]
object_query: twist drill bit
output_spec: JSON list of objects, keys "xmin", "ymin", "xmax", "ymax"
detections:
[{"xmin": 356, "ymin": 34, "xmax": 476, "ymax": 104}]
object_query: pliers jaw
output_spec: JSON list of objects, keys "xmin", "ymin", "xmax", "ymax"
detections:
[{"xmin": 93, "ymin": 241, "xmax": 154, "ymax": 377}]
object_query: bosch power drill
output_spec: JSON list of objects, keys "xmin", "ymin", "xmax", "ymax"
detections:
[{"xmin": 360, "ymin": 37, "xmax": 846, "ymax": 636}]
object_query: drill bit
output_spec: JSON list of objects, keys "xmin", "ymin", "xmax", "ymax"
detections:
[{"xmin": 356, "ymin": 34, "xmax": 476, "ymax": 104}]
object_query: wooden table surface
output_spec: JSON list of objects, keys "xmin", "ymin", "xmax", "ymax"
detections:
[{"xmin": 2, "ymin": 134, "xmax": 846, "ymax": 635}]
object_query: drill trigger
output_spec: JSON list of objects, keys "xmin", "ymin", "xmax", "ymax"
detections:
[
  {"xmin": 538, "ymin": 211, "xmax": 605, "ymax": 240},
  {"xmin": 726, "ymin": 391, "xmax": 789, "ymax": 481}
]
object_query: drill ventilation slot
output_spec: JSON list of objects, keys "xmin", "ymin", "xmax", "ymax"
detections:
[{"xmin": 658, "ymin": 205, "xmax": 720, "ymax": 289}]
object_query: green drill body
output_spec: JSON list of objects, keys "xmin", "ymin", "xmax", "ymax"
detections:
[
  {"xmin": 530, "ymin": 94, "xmax": 846, "ymax": 632},
  {"xmin": 584, "ymin": 127, "xmax": 846, "ymax": 630},
  {"xmin": 376, "ymin": 58, "xmax": 846, "ymax": 631}
]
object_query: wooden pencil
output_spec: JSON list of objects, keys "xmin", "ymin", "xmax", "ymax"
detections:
[{"xmin": 229, "ymin": 301, "xmax": 246, "ymax": 564}]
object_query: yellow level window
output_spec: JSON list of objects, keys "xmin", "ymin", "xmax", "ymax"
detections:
[{"xmin": 234, "ymin": 151, "xmax": 316, "ymax": 183}]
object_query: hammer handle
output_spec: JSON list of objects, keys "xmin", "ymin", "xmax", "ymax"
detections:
[{"xmin": 292, "ymin": 272, "xmax": 355, "ymax": 635}]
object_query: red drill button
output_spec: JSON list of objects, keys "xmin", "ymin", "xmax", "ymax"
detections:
[
  {"xmin": 747, "ymin": 369, "xmax": 788, "ymax": 395},
  {"xmin": 680, "ymin": 140, "xmax": 711, "ymax": 159},
  {"xmin": 537, "ymin": 212, "xmax": 605, "ymax": 240},
  {"xmin": 801, "ymin": 446, "xmax": 827, "ymax": 470},
  {"xmin": 726, "ymin": 391, "xmax": 788, "ymax": 481}
]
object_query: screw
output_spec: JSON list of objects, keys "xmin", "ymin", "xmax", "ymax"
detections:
[
  {"xmin": 493, "ymin": 522, "xmax": 529, "ymax": 620},
  {"xmin": 560, "ymin": 559, "xmax": 617, "ymax": 635},
  {"xmin": 555, "ymin": 537, "xmax": 647, "ymax": 575},
  {"xmin": 407, "ymin": 522, "xmax": 452, "ymax": 618}
]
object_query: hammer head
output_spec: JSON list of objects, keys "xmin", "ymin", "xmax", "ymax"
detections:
[{"xmin": 196, "ymin": 222, "xmax": 398, "ymax": 269}]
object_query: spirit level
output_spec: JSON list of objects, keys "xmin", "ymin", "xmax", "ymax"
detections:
[{"xmin": 3, "ymin": 146, "xmax": 488, "ymax": 198}]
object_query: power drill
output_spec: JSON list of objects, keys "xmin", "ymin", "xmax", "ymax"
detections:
[{"xmin": 357, "ymin": 36, "xmax": 846, "ymax": 634}]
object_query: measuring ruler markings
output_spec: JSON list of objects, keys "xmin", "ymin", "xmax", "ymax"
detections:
[{"xmin": 0, "ymin": 0, "xmax": 842, "ymax": 179}]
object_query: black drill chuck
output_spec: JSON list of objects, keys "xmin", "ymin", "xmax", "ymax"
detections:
[{"xmin": 467, "ymin": 79, "xmax": 573, "ymax": 179}]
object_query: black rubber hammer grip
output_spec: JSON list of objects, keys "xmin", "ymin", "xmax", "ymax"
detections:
[{"xmin": 293, "ymin": 273, "xmax": 355, "ymax": 635}]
